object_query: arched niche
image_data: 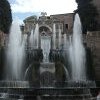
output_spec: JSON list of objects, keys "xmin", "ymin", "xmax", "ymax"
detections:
[{"xmin": 39, "ymin": 25, "xmax": 52, "ymax": 36}]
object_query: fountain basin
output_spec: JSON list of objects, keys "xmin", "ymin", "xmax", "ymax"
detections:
[
  {"xmin": 40, "ymin": 62, "xmax": 55, "ymax": 87},
  {"xmin": 0, "ymin": 86, "xmax": 98, "ymax": 100},
  {"xmin": 0, "ymin": 81, "xmax": 29, "ymax": 88}
]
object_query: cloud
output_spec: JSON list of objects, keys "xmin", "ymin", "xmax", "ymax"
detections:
[{"xmin": 10, "ymin": 0, "xmax": 77, "ymax": 15}]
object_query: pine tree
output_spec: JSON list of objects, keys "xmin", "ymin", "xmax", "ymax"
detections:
[
  {"xmin": 75, "ymin": 0, "xmax": 98, "ymax": 33},
  {"xmin": 0, "ymin": 0, "xmax": 12, "ymax": 33}
]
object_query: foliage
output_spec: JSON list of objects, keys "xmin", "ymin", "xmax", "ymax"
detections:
[
  {"xmin": 75, "ymin": 0, "xmax": 98, "ymax": 33},
  {"xmin": 76, "ymin": 0, "xmax": 92, "ymax": 5},
  {"xmin": 0, "ymin": 0, "xmax": 12, "ymax": 33},
  {"xmin": 0, "ymin": 47, "xmax": 5, "ymax": 79},
  {"xmin": 85, "ymin": 46, "xmax": 95, "ymax": 80}
]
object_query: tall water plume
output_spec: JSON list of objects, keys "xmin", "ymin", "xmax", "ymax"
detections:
[
  {"xmin": 29, "ymin": 29, "xmax": 34, "ymax": 49},
  {"xmin": 34, "ymin": 24, "xmax": 39, "ymax": 49},
  {"xmin": 6, "ymin": 21, "xmax": 26, "ymax": 80},
  {"xmin": 58, "ymin": 25, "xmax": 62, "ymax": 49},
  {"xmin": 53, "ymin": 23, "xmax": 56, "ymax": 49},
  {"xmin": 63, "ymin": 34, "xmax": 67, "ymax": 50},
  {"xmin": 69, "ymin": 14, "xmax": 86, "ymax": 81}
]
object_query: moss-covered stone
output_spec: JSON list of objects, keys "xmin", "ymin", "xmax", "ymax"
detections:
[
  {"xmin": 55, "ymin": 62, "xmax": 66, "ymax": 82},
  {"xmin": 25, "ymin": 61, "xmax": 40, "ymax": 87}
]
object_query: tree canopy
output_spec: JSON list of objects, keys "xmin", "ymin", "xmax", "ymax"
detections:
[
  {"xmin": 75, "ymin": 0, "xmax": 98, "ymax": 33},
  {"xmin": 0, "ymin": 0, "xmax": 12, "ymax": 33}
]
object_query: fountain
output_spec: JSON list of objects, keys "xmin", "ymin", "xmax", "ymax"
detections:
[
  {"xmin": 58, "ymin": 25, "xmax": 62, "ymax": 49},
  {"xmin": 41, "ymin": 36, "xmax": 51, "ymax": 62},
  {"xmin": 0, "ymin": 21, "xmax": 29, "ymax": 99},
  {"xmin": 6, "ymin": 21, "xmax": 27, "ymax": 80},
  {"xmin": 70, "ymin": 14, "xmax": 86, "ymax": 81},
  {"xmin": 40, "ymin": 30, "xmax": 55, "ymax": 87},
  {"xmin": 34, "ymin": 23, "xmax": 39, "ymax": 49},
  {"xmin": 63, "ymin": 33, "xmax": 67, "ymax": 50},
  {"xmin": 0, "ymin": 13, "xmax": 97, "ymax": 99},
  {"xmin": 53, "ymin": 23, "xmax": 56, "ymax": 49},
  {"xmin": 29, "ymin": 29, "xmax": 34, "ymax": 49}
]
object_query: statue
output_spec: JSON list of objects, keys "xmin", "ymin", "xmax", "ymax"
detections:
[{"xmin": 41, "ymin": 12, "xmax": 47, "ymax": 16}]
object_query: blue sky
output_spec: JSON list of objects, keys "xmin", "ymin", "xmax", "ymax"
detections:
[{"xmin": 8, "ymin": 0, "xmax": 77, "ymax": 24}]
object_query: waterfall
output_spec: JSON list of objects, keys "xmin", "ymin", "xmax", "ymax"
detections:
[
  {"xmin": 6, "ymin": 21, "xmax": 26, "ymax": 80},
  {"xmin": 69, "ymin": 14, "xmax": 86, "ymax": 81},
  {"xmin": 53, "ymin": 23, "xmax": 56, "ymax": 49}
]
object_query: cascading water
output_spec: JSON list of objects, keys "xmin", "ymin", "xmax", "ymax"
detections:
[
  {"xmin": 69, "ymin": 14, "xmax": 86, "ymax": 81},
  {"xmin": 53, "ymin": 23, "xmax": 56, "ymax": 49},
  {"xmin": 58, "ymin": 25, "xmax": 62, "ymax": 49},
  {"xmin": 63, "ymin": 34, "xmax": 67, "ymax": 50},
  {"xmin": 6, "ymin": 21, "xmax": 26, "ymax": 80},
  {"xmin": 41, "ymin": 36, "xmax": 51, "ymax": 62},
  {"xmin": 29, "ymin": 29, "xmax": 34, "ymax": 49},
  {"xmin": 63, "ymin": 65, "xmax": 70, "ymax": 80},
  {"xmin": 34, "ymin": 23, "xmax": 39, "ymax": 49}
]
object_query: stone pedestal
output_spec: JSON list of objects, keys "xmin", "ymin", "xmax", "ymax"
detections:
[{"xmin": 40, "ymin": 62, "xmax": 55, "ymax": 87}]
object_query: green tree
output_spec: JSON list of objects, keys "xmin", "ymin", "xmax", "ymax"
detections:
[
  {"xmin": 0, "ymin": 0, "xmax": 12, "ymax": 33},
  {"xmin": 75, "ymin": 0, "xmax": 98, "ymax": 33}
]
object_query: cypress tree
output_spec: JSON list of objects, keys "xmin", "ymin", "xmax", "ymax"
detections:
[
  {"xmin": 0, "ymin": 0, "xmax": 12, "ymax": 33},
  {"xmin": 75, "ymin": 0, "xmax": 98, "ymax": 33}
]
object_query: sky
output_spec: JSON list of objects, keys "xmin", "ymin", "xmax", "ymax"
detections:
[{"xmin": 8, "ymin": 0, "xmax": 77, "ymax": 24}]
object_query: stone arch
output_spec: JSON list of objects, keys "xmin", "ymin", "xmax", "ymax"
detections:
[{"xmin": 39, "ymin": 24, "xmax": 52, "ymax": 33}]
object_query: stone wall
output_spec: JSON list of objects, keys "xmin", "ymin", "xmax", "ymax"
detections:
[
  {"xmin": 51, "ymin": 13, "xmax": 74, "ymax": 34},
  {"xmin": 86, "ymin": 31, "xmax": 100, "ymax": 81},
  {"xmin": 0, "ymin": 30, "xmax": 6, "ymax": 47}
]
